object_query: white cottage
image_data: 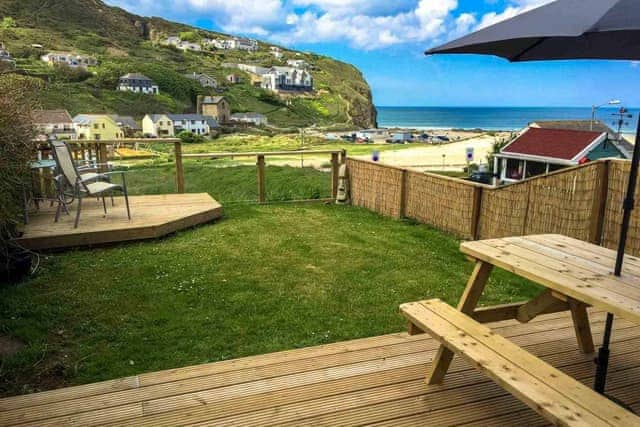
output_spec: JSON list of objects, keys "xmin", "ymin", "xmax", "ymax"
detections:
[
  {"xmin": 143, "ymin": 114, "xmax": 218, "ymax": 137},
  {"xmin": 117, "ymin": 73, "xmax": 159, "ymax": 95}
]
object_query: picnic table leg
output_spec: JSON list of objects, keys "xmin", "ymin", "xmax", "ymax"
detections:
[
  {"xmin": 568, "ymin": 299, "xmax": 595, "ymax": 354},
  {"xmin": 427, "ymin": 260, "xmax": 493, "ymax": 385}
]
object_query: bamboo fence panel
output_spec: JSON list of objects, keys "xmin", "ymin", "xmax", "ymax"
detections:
[
  {"xmin": 524, "ymin": 162, "xmax": 602, "ymax": 241},
  {"xmin": 478, "ymin": 183, "xmax": 529, "ymax": 239},
  {"xmin": 347, "ymin": 159, "xmax": 404, "ymax": 218},
  {"xmin": 602, "ymin": 160, "xmax": 640, "ymax": 256},
  {"xmin": 405, "ymin": 171, "xmax": 477, "ymax": 238}
]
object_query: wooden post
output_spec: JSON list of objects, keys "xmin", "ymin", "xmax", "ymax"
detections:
[
  {"xmin": 98, "ymin": 143, "xmax": 109, "ymax": 173},
  {"xmin": 399, "ymin": 169, "xmax": 408, "ymax": 219},
  {"xmin": 174, "ymin": 141, "xmax": 185, "ymax": 193},
  {"xmin": 331, "ymin": 152, "xmax": 340, "ymax": 200},
  {"xmin": 257, "ymin": 154, "xmax": 266, "ymax": 204},
  {"xmin": 589, "ymin": 160, "xmax": 609, "ymax": 244},
  {"xmin": 340, "ymin": 149, "xmax": 347, "ymax": 164},
  {"xmin": 470, "ymin": 186, "xmax": 483, "ymax": 240}
]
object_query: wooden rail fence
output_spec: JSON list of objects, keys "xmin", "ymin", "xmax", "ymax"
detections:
[
  {"xmin": 347, "ymin": 158, "xmax": 640, "ymax": 256},
  {"xmin": 183, "ymin": 149, "xmax": 346, "ymax": 203}
]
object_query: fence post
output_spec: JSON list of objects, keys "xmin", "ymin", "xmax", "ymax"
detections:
[
  {"xmin": 98, "ymin": 143, "xmax": 109, "ymax": 173},
  {"xmin": 590, "ymin": 160, "xmax": 609, "ymax": 244},
  {"xmin": 399, "ymin": 169, "xmax": 408, "ymax": 219},
  {"xmin": 471, "ymin": 186, "xmax": 483, "ymax": 240},
  {"xmin": 331, "ymin": 152, "xmax": 340, "ymax": 200},
  {"xmin": 174, "ymin": 141, "xmax": 185, "ymax": 193},
  {"xmin": 340, "ymin": 149, "xmax": 347, "ymax": 164},
  {"xmin": 257, "ymin": 154, "xmax": 266, "ymax": 204}
]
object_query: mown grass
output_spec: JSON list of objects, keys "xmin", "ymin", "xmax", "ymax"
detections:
[
  {"xmin": 0, "ymin": 165, "xmax": 540, "ymax": 397},
  {"xmin": 0, "ymin": 203, "xmax": 541, "ymax": 396}
]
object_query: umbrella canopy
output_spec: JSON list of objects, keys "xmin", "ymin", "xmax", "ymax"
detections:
[
  {"xmin": 427, "ymin": 0, "xmax": 640, "ymax": 61},
  {"xmin": 425, "ymin": 0, "xmax": 640, "ymax": 399}
]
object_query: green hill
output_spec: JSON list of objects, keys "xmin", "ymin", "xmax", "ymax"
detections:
[{"xmin": 0, "ymin": 0, "xmax": 377, "ymax": 128}]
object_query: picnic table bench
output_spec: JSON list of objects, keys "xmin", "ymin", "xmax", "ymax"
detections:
[
  {"xmin": 402, "ymin": 299, "xmax": 639, "ymax": 426},
  {"xmin": 400, "ymin": 234, "xmax": 640, "ymax": 426}
]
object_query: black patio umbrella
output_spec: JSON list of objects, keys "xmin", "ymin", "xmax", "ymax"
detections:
[{"xmin": 425, "ymin": 0, "xmax": 640, "ymax": 396}]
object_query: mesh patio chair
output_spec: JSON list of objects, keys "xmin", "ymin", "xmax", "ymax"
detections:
[{"xmin": 51, "ymin": 140, "xmax": 131, "ymax": 228}]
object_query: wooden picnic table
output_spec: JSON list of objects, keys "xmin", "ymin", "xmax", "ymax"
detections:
[{"xmin": 428, "ymin": 233, "xmax": 640, "ymax": 385}]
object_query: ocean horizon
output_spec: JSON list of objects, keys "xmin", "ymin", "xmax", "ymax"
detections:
[{"xmin": 376, "ymin": 106, "xmax": 640, "ymax": 134}]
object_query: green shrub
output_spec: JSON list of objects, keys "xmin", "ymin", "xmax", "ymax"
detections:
[
  {"xmin": 0, "ymin": 75, "xmax": 41, "ymax": 252},
  {"xmin": 179, "ymin": 31, "xmax": 199, "ymax": 42},
  {"xmin": 50, "ymin": 63, "xmax": 92, "ymax": 83},
  {"xmin": 0, "ymin": 17, "xmax": 16, "ymax": 29},
  {"xmin": 178, "ymin": 131, "xmax": 205, "ymax": 144}
]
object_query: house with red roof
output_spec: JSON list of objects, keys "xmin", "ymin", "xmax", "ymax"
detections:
[{"xmin": 495, "ymin": 127, "xmax": 629, "ymax": 183}]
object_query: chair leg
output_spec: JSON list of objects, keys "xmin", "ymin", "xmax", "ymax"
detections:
[
  {"xmin": 111, "ymin": 195, "xmax": 115, "ymax": 206},
  {"xmin": 102, "ymin": 196, "xmax": 107, "ymax": 215},
  {"xmin": 54, "ymin": 198, "xmax": 62, "ymax": 223},
  {"xmin": 74, "ymin": 196, "xmax": 83, "ymax": 228},
  {"xmin": 124, "ymin": 190, "xmax": 131, "ymax": 220}
]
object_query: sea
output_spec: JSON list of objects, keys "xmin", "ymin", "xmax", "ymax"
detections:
[{"xmin": 376, "ymin": 106, "xmax": 640, "ymax": 134}]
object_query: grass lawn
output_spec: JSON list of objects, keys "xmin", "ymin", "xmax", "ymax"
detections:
[
  {"xmin": 0, "ymin": 165, "xmax": 540, "ymax": 397},
  {"xmin": 123, "ymin": 162, "xmax": 333, "ymax": 203}
]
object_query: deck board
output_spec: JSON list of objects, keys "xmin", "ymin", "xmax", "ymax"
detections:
[
  {"xmin": 1, "ymin": 310, "xmax": 639, "ymax": 426},
  {"xmin": 15, "ymin": 193, "xmax": 222, "ymax": 250}
]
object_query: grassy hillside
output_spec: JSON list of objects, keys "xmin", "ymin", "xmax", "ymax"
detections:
[{"xmin": 0, "ymin": 0, "xmax": 377, "ymax": 128}]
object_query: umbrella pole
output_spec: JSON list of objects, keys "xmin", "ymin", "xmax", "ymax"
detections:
[{"xmin": 594, "ymin": 116, "xmax": 640, "ymax": 394}]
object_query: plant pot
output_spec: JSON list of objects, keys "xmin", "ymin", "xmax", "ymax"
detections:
[{"xmin": 1, "ymin": 249, "xmax": 32, "ymax": 284}]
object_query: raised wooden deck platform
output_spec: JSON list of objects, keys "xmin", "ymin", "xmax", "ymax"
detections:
[
  {"xmin": 16, "ymin": 193, "xmax": 222, "ymax": 250},
  {"xmin": 1, "ymin": 309, "xmax": 639, "ymax": 426}
]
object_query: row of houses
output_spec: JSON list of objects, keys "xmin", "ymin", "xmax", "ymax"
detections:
[
  {"xmin": 227, "ymin": 63, "xmax": 313, "ymax": 93},
  {"xmin": 163, "ymin": 36, "xmax": 258, "ymax": 53},
  {"xmin": 41, "ymin": 52, "xmax": 98, "ymax": 69},
  {"xmin": 33, "ymin": 103, "xmax": 267, "ymax": 142},
  {"xmin": 33, "ymin": 110, "xmax": 140, "ymax": 141}
]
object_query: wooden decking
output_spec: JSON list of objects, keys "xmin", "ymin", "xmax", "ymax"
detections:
[
  {"xmin": 1, "ymin": 309, "xmax": 639, "ymax": 426},
  {"xmin": 16, "ymin": 193, "xmax": 222, "ymax": 250}
]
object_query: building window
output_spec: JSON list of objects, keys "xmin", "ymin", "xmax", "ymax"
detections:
[
  {"xmin": 505, "ymin": 158, "xmax": 524, "ymax": 180},
  {"xmin": 525, "ymin": 161, "xmax": 547, "ymax": 178}
]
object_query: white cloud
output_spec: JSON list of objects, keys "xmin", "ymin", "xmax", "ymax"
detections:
[
  {"xmin": 104, "ymin": 0, "xmax": 555, "ymax": 51},
  {"xmin": 477, "ymin": 0, "xmax": 554, "ymax": 29}
]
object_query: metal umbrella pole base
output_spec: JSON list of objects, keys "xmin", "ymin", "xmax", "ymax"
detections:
[{"xmin": 593, "ymin": 115, "xmax": 640, "ymax": 397}]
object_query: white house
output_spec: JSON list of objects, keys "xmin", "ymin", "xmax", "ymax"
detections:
[
  {"xmin": 210, "ymin": 37, "xmax": 258, "ymax": 52},
  {"xmin": 142, "ymin": 114, "xmax": 218, "ymax": 137},
  {"xmin": 177, "ymin": 41, "xmax": 201, "ymax": 52},
  {"xmin": 270, "ymin": 46, "xmax": 283, "ymax": 59},
  {"xmin": 41, "ymin": 52, "xmax": 97, "ymax": 68},
  {"xmin": 236, "ymin": 64, "xmax": 270, "ymax": 75},
  {"xmin": 261, "ymin": 66, "xmax": 313, "ymax": 92},
  {"xmin": 286, "ymin": 59, "xmax": 308, "ymax": 69},
  {"xmin": 164, "ymin": 36, "xmax": 181, "ymax": 46},
  {"xmin": 185, "ymin": 72, "xmax": 217, "ymax": 88},
  {"xmin": 117, "ymin": 73, "xmax": 159, "ymax": 95},
  {"xmin": 231, "ymin": 112, "xmax": 268, "ymax": 126}
]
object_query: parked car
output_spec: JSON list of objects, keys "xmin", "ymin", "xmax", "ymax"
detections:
[{"xmin": 468, "ymin": 171, "xmax": 493, "ymax": 185}]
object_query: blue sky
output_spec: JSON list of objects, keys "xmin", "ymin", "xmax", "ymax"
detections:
[{"xmin": 105, "ymin": 0, "xmax": 640, "ymax": 107}]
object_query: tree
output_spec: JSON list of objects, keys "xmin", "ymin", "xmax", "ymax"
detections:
[{"xmin": 0, "ymin": 17, "xmax": 16, "ymax": 29}]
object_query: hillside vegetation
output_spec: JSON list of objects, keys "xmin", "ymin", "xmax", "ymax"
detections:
[{"xmin": 0, "ymin": 0, "xmax": 377, "ymax": 128}]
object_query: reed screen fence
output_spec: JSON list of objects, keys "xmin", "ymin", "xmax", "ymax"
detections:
[{"xmin": 347, "ymin": 158, "xmax": 639, "ymax": 256}]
